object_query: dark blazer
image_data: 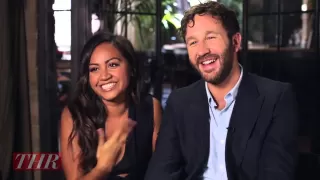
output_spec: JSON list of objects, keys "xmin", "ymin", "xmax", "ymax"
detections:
[{"xmin": 145, "ymin": 73, "xmax": 299, "ymax": 180}]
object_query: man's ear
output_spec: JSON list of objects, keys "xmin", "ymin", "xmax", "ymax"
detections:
[{"xmin": 232, "ymin": 33, "xmax": 242, "ymax": 52}]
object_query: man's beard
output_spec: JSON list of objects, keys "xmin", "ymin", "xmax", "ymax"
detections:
[{"xmin": 193, "ymin": 44, "xmax": 234, "ymax": 85}]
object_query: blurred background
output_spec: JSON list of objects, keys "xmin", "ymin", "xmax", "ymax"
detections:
[{"xmin": 1, "ymin": 0, "xmax": 320, "ymax": 179}]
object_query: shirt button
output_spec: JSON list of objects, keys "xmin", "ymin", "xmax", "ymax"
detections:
[
  {"xmin": 220, "ymin": 165, "xmax": 224, "ymax": 170},
  {"xmin": 220, "ymin": 140, "xmax": 225, "ymax": 144}
]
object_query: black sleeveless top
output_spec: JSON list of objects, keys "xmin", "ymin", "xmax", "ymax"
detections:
[{"xmin": 107, "ymin": 94, "xmax": 155, "ymax": 180}]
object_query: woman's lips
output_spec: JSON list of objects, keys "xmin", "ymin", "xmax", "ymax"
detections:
[{"xmin": 100, "ymin": 82, "xmax": 116, "ymax": 91}]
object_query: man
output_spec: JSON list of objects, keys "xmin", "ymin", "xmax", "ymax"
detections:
[{"xmin": 145, "ymin": 1, "xmax": 299, "ymax": 180}]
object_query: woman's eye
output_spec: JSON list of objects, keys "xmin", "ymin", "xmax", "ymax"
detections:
[
  {"xmin": 108, "ymin": 63, "xmax": 119, "ymax": 68},
  {"xmin": 89, "ymin": 67, "xmax": 98, "ymax": 72}
]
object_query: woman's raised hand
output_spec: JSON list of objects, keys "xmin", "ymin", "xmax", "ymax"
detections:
[{"xmin": 94, "ymin": 118, "xmax": 137, "ymax": 175}]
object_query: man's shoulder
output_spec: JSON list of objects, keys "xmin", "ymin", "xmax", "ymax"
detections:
[
  {"xmin": 167, "ymin": 79, "xmax": 203, "ymax": 103},
  {"xmin": 248, "ymin": 73, "xmax": 293, "ymax": 95}
]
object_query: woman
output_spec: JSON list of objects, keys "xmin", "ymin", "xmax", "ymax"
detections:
[{"xmin": 60, "ymin": 32, "xmax": 162, "ymax": 180}]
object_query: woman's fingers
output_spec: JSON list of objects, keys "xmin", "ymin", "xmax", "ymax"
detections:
[
  {"xmin": 127, "ymin": 118, "xmax": 137, "ymax": 131},
  {"xmin": 116, "ymin": 119, "xmax": 137, "ymax": 143},
  {"xmin": 97, "ymin": 128, "xmax": 106, "ymax": 148},
  {"xmin": 119, "ymin": 118, "xmax": 137, "ymax": 135},
  {"xmin": 95, "ymin": 120, "xmax": 137, "ymax": 170}
]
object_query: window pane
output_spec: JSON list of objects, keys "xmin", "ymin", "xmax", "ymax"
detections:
[
  {"xmin": 53, "ymin": 0, "xmax": 71, "ymax": 10},
  {"xmin": 248, "ymin": 0, "xmax": 278, "ymax": 14},
  {"xmin": 218, "ymin": 0, "xmax": 243, "ymax": 29},
  {"xmin": 281, "ymin": 12, "xmax": 314, "ymax": 49},
  {"xmin": 112, "ymin": 14, "xmax": 156, "ymax": 51},
  {"xmin": 91, "ymin": 13, "xmax": 101, "ymax": 34},
  {"xmin": 249, "ymin": 0, "xmax": 315, "ymax": 14},
  {"xmin": 54, "ymin": 11, "xmax": 71, "ymax": 60},
  {"xmin": 98, "ymin": 0, "xmax": 156, "ymax": 14},
  {"xmin": 129, "ymin": 15, "xmax": 156, "ymax": 51},
  {"xmin": 309, "ymin": 14, "xmax": 320, "ymax": 50},
  {"xmin": 248, "ymin": 15, "xmax": 278, "ymax": 49},
  {"xmin": 127, "ymin": 0, "xmax": 156, "ymax": 13},
  {"xmin": 282, "ymin": 0, "xmax": 315, "ymax": 12}
]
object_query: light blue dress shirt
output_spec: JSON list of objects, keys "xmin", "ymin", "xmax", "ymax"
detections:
[{"xmin": 203, "ymin": 65, "xmax": 243, "ymax": 180}]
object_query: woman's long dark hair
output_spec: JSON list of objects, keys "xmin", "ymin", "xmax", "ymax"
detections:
[{"xmin": 67, "ymin": 31, "xmax": 143, "ymax": 174}]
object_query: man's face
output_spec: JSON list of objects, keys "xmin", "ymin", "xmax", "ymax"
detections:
[{"xmin": 185, "ymin": 14, "xmax": 241, "ymax": 85}]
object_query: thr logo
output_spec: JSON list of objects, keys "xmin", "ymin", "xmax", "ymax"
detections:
[{"xmin": 13, "ymin": 153, "xmax": 61, "ymax": 170}]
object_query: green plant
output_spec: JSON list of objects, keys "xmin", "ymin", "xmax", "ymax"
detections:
[
  {"xmin": 160, "ymin": 0, "xmax": 244, "ymax": 39},
  {"xmin": 161, "ymin": 0, "xmax": 182, "ymax": 29},
  {"xmin": 128, "ymin": 0, "xmax": 181, "ymax": 50},
  {"xmin": 219, "ymin": 0, "xmax": 243, "ymax": 30},
  {"xmin": 93, "ymin": 0, "xmax": 243, "ymax": 50},
  {"xmin": 94, "ymin": 0, "xmax": 177, "ymax": 50}
]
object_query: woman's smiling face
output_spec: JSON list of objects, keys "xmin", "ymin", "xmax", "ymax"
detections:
[{"xmin": 88, "ymin": 42, "xmax": 130, "ymax": 103}]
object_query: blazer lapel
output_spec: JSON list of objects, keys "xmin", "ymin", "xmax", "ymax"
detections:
[
  {"xmin": 226, "ymin": 73, "xmax": 265, "ymax": 176},
  {"xmin": 186, "ymin": 80, "xmax": 210, "ymax": 175}
]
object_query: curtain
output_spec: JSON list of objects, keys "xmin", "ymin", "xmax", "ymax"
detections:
[{"xmin": 0, "ymin": 0, "xmax": 33, "ymax": 179}]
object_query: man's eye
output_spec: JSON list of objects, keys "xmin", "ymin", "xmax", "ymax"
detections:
[
  {"xmin": 207, "ymin": 36, "xmax": 216, "ymax": 40},
  {"xmin": 189, "ymin": 41, "xmax": 197, "ymax": 46}
]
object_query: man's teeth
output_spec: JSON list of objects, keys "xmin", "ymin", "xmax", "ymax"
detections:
[
  {"xmin": 101, "ymin": 83, "xmax": 116, "ymax": 91},
  {"xmin": 201, "ymin": 59, "xmax": 216, "ymax": 65}
]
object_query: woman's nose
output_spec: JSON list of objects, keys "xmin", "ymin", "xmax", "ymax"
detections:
[{"xmin": 99, "ymin": 69, "xmax": 112, "ymax": 80}]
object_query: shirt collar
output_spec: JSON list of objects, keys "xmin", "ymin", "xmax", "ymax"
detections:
[{"xmin": 205, "ymin": 64, "xmax": 244, "ymax": 106}]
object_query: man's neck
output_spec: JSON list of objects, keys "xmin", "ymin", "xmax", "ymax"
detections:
[{"xmin": 207, "ymin": 63, "xmax": 241, "ymax": 102}]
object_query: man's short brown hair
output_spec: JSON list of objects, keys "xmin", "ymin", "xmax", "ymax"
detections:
[{"xmin": 179, "ymin": 1, "xmax": 240, "ymax": 41}]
